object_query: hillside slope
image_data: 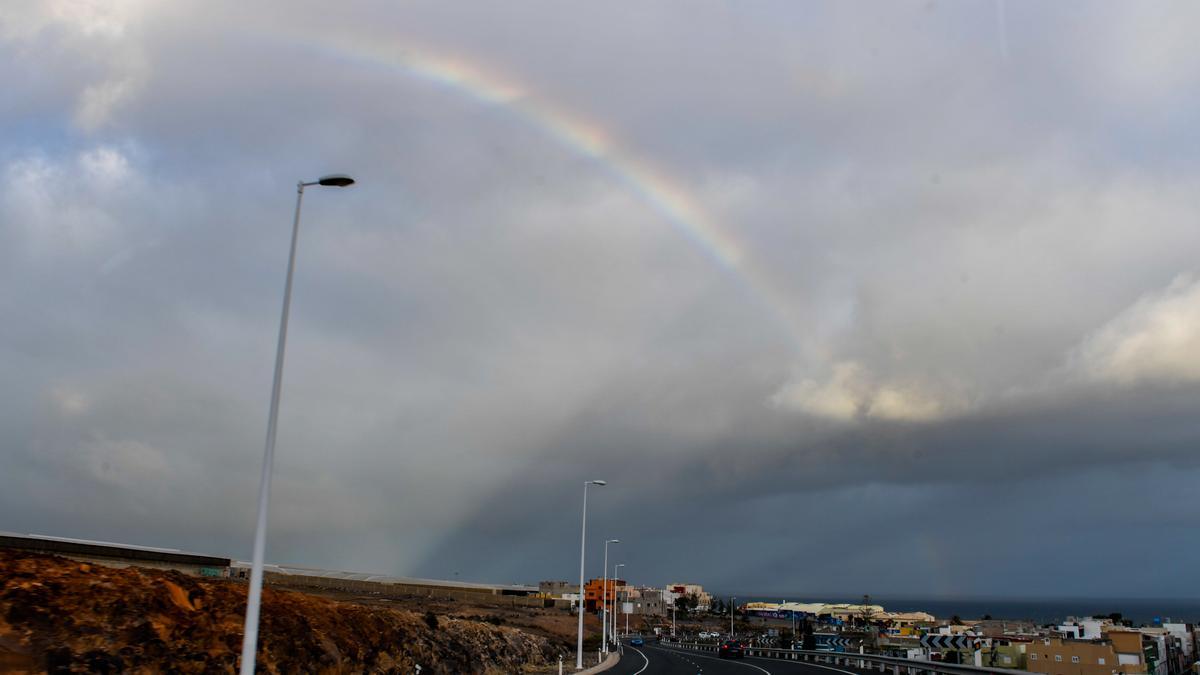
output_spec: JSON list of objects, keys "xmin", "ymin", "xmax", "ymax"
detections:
[{"xmin": 0, "ymin": 551, "xmax": 557, "ymax": 673}]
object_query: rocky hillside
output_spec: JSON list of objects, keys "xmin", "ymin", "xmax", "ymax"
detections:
[{"xmin": 0, "ymin": 551, "xmax": 558, "ymax": 673}]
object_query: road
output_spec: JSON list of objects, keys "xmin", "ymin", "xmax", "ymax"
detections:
[{"xmin": 606, "ymin": 642, "xmax": 873, "ymax": 675}]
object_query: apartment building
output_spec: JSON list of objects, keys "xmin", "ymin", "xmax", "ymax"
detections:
[
  {"xmin": 583, "ymin": 577, "xmax": 624, "ymax": 613},
  {"xmin": 1026, "ymin": 632, "xmax": 1146, "ymax": 675}
]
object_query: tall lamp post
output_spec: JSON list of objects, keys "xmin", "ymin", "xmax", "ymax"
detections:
[
  {"xmin": 601, "ymin": 539, "xmax": 619, "ymax": 654},
  {"xmin": 613, "ymin": 562, "xmax": 625, "ymax": 643},
  {"xmin": 576, "ymin": 480, "xmax": 606, "ymax": 670},
  {"xmin": 239, "ymin": 174, "xmax": 355, "ymax": 675}
]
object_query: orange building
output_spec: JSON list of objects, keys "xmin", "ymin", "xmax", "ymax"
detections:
[
  {"xmin": 1026, "ymin": 632, "xmax": 1147, "ymax": 675},
  {"xmin": 583, "ymin": 578, "xmax": 624, "ymax": 613}
]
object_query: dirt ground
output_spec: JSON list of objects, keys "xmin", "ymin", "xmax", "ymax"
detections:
[
  {"xmin": 0, "ymin": 549, "xmax": 717, "ymax": 672},
  {"xmin": 284, "ymin": 584, "xmax": 672, "ymax": 673},
  {"xmin": 0, "ymin": 551, "xmax": 565, "ymax": 674},
  {"xmin": 286, "ymin": 584, "xmax": 603, "ymax": 650}
]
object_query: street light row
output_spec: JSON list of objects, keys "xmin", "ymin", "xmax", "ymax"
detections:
[
  {"xmin": 576, "ymin": 478, "xmax": 633, "ymax": 667},
  {"xmin": 602, "ymin": 538, "xmax": 619, "ymax": 656},
  {"xmin": 576, "ymin": 479, "xmax": 620, "ymax": 670}
]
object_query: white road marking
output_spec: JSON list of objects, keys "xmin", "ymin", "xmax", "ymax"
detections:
[
  {"xmin": 653, "ymin": 645, "xmax": 772, "ymax": 675},
  {"xmin": 749, "ymin": 659, "xmax": 855, "ymax": 675},
  {"xmin": 629, "ymin": 645, "xmax": 650, "ymax": 675}
]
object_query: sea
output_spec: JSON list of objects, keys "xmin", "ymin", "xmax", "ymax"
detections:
[{"xmin": 718, "ymin": 595, "xmax": 1200, "ymax": 627}]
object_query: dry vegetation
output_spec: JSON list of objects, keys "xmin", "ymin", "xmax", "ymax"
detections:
[{"xmin": 0, "ymin": 551, "xmax": 568, "ymax": 673}]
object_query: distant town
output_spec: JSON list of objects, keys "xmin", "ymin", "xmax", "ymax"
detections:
[{"xmin": 544, "ymin": 576, "xmax": 1197, "ymax": 675}]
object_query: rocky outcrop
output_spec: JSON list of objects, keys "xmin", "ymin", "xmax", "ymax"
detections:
[{"xmin": 0, "ymin": 551, "xmax": 557, "ymax": 673}]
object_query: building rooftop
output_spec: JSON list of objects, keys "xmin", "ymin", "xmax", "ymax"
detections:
[
  {"xmin": 236, "ymin": 560, "xmax": 537, "ymax": 593},
  {"xmin": 0, "ymin": 531, "xmax": 231, "ymax": 568}
]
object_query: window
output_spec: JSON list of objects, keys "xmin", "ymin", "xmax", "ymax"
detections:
[
  {"xmin": 1098, "ymin": 658, "xmax": 1106, "ymax": 665},
  {"xmin": 1002, "ymin": 656, "xmax": 1012, "ymax": 665},
  {"xmin": 1030, "ymin": 654, "xmax": 1037, "ymax": 661},
  {"xmin": 1055, "ymin": 655, "xmax": 1062, "ymax": 662},
  {"xmin": 1071, "ymin": 656, "xmax": 1079, "ymax": 663}
]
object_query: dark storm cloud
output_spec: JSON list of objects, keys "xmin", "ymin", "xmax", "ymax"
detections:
[{"xmin": 3, "ymin": 0, "xmax": 1200, "ymax": 598}]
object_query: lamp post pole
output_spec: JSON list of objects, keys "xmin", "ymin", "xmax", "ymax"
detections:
[
  {"xmin": 239, "ymin": 174, "xmax": 354, "ymax": 675},
  {"xmin": 730, "ymin": 596, "xmax": 736, "ymax": 638},
  {"xmin": 575, "ymin": 480, "xmax": 606, "ymax": 670},
  {"xmin": 602, "ymin": 539, "xmax": 619, "ymax": 654},
  {"xmin": 613, "ymin": 563, "xmax": 625, "ymax": 645}
]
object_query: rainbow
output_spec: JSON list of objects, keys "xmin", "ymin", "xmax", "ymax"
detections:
[{"xmin": 304, "ymin": 34, "xmax": 802, "ymax": 344}]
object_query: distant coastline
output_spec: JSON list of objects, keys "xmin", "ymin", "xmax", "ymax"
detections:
[{"xmin": 714, "ymin": 594, "xmax": 1200, "ymax": 626}]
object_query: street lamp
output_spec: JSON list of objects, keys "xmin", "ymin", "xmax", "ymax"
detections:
[
  {"xmin": 576, "ymin": 480, "xmax": 606, "ymax": 670},
  {"xmin": 602, "ymin": 539, "xmax": 620, "ymax": 654},
  {"xmin": 613, "ymin": 563, "xmax": 625, "ymax": 643},
  {"xmin": 239, "ymin": 174, "xmax": 356, "ymax": 675}
]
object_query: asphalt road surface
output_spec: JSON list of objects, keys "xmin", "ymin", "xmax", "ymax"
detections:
[{"xmin": 607, "ymin": 642, "xmax": 875, "ymax": 675}]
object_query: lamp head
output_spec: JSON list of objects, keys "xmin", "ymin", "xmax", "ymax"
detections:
[{"xmin": 317, "ymin": 174, "xmax": 355, "ymax": 187}]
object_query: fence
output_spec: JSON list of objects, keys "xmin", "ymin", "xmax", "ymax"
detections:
[{"xmin": 660, "ymin": 641, "xmax": 1032, "ymax": 675}]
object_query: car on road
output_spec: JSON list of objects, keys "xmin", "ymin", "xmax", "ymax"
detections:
[
  {"xmin": 718, "ymin": 640, "xmax": 744, "ymax": 659},
  {"xmin": 630, "ymin": 637, "xmax": 644, "ymax": 646}
]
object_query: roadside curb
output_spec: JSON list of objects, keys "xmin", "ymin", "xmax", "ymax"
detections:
[{"xmin": 577, "ymin": 650, "xmax": 620, "ymax": 674}]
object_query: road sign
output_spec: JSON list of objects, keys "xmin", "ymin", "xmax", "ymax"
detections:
[
  {"xmin": 920, "ymin": 635, "xmax": 983, "ymax": 650},
  {"xmin": 814, "ymin": 634, "xmax": 853, "ymax": 650}
]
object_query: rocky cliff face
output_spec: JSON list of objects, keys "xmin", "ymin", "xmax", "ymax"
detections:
[{"xmin": 0, "ymin": 551, "xmax": 557, "ymax": 673}]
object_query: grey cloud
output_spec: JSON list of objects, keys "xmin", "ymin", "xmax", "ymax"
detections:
[{"xmin": 3, "ymin": 0, "xmax": 1200, "ymax": 599}]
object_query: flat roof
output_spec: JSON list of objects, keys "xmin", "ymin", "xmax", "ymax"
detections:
[{"xmin": 0, "ymin": 531, "xmax": 231, "ymax": 568}]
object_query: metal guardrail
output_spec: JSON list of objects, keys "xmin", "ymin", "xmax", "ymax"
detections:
[{"xmin": 659, "ymin": 641, "xmax": 1033, "ymax": 675}]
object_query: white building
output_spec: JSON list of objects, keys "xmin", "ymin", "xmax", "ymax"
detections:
[
  {"xmin": 1056, "ymin": 619, "xmax": 1105, "ymax": 640},
  {"xmin": 666, "ymin": 583, "xmax": 711, "ymax": 611}
]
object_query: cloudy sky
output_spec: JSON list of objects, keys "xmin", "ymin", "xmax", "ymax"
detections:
[{"xmin": 4, "ymin": 0, "xmax": 1200, "ymax": 600}]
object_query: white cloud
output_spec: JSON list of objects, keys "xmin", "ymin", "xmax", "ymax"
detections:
[
  {"xmin": 51, "ymin": 386, "xmax": 91, "ymax": 416},
  {"xmin": 0, "ymin": 0, "xmax": 143, "ymax": 41},
  {"xmin": 75, "ymin": 74, "xmax": 141, "ymax": 131},
  {"xmin": 771, "ymin": 361, "xmax": 962, "ymax": 423},
  {"xmin": 0, "ymin": 0, "xmax": 149, "ymax": 131},
  {"xmin": 78, "ymin": 146, "xmax": 132, "ymax": 185},
  {"xmin": 1072, "ymin": 274, "xmax": 1200, "ymax": 384},
  {"xmin": 2, "ymin": 146, "xmax": 141, "ymax": 256}
]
